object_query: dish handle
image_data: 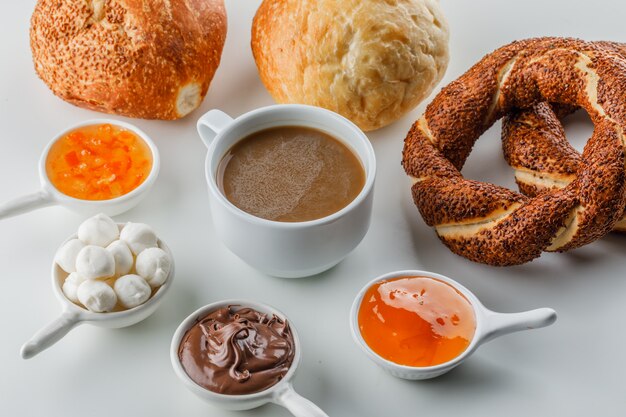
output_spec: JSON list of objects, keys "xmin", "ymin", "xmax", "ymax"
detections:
[
  {"xmin": 196, "ymin": 109, "xmax": 234, "ymax": 149},
  {"xmin": 21, "ymin": 310, "xmax": 81, "ymax": 359},
  {"xmin": 480, "ymin": 307, "xmax": 557, "ymax": 345},
  {"xmin": 0, "ymin": 189, "xmax": 54, "ymax": 220},
  {"xmin": 273, "ymin": 383, "xmax": 329, "ymax": 417}
]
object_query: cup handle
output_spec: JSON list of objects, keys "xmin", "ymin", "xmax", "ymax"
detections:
[
  {"xmin": 196, "ymin": 109, "xmax": 234, "ymax": 149},
  {"xmin": 480, "ymin": 307, "xmax": 557, "ymax": 345},
  {"xmin": 21, "ymin": 310, "xmax": 81, "ymax": 359},
  {"xmin": 0, "ymin": 189, "xmax": 55, "ymax": 220},
  {"xmin": 273, "ymin": 383, "xmax": 329, "ymax": 417}
]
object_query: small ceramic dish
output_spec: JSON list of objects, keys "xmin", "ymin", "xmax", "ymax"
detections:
[
  {"xmin": 20, "ymin": 224, "xmax": 174, "ymax": 359},
  {"xmin": 171, "ymin": 299, "xmax": 329, "ymax": 417},
  {"xmin": 0, "ymin": 119, "xmax": 160, "ymax": 220},
  {"xmin": 350, "ymin": 270, "xmax": 557, "ymax": 380}
]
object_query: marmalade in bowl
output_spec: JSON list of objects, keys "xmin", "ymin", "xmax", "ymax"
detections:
[
  {"xmin": 46, "ymin": 124, "xmax": 152, "ymax": 200},
  {"xmin": 358, "ymin": 276, "xmax": 476, "ymax": 367}
]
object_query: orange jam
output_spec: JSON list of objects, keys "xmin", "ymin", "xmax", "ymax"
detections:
[
  {"xmin": 46, "ymin": 124, "xmax": 152, "ymax": 200},
  {"xmin": 358, "ymin": 276, "xmax": 476, "ymax": 367}
]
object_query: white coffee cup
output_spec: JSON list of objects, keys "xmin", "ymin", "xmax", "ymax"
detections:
[{"xmin": 196, "ymin": 105, "xmax": 376, "ymax": 278}]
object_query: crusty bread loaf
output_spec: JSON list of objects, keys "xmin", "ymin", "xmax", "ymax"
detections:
[
  {"xmin": 30, "ymin": 0, "xmax": 227, "ymax": 120},
  {"xmin": 251, "ymin": 0, "xmax": 449, "ymax": 131}
]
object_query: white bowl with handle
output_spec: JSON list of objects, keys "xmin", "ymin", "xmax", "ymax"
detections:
[
  {"xmin": 350, "ymin": 270, "xmax": 557, "ymax": 380},
  {"xmin": 0, "ymin": 119, "xmax": 160, "ymax": 220},
  {"xmin": 171, "ymin": 299, "xmax": 329, "ymax": 416},
  {"xmin": 20, "ymin": 223, "xmax": 174, "ymax": 359}
]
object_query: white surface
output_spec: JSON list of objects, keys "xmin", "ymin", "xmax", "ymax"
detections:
[{"xmin": 0, "ymin": 1, "xmax": 624, "ymax": 416}]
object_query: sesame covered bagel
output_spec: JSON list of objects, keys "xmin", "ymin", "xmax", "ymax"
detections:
[
  {"xmin": 502, "ymin": 42, "xmax": 626, "ymax": 233},
  {"xmin": 402, "ymin": 38, "xmax": 626, "ymax": 266}
]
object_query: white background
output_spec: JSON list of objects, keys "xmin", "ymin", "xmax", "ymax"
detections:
[{"xmin": 1, "ymin": 1, "xmax": 625, "ymax": 416}]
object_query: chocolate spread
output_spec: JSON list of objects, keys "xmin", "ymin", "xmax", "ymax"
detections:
[{"xmin": 178, "ymin": 306, "xmax": 295, "ymax": 395}]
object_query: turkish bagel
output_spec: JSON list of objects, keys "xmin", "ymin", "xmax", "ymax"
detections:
[
  {"xmin": 402, "ymin": 38, "xmax": 626, "ymax": 266},
  {"xmin": 502, "ymin": 42, "xmax": 626, "ymax": 233}
]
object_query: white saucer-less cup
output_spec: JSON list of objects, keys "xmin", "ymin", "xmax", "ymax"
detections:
[
  {"xmin": 197, "ymin": 105, "xmax": 376, "ymax": 278},
  {"xmin": 0, "ymin": 119, "xmax": 160, "ymax": 220},
  {"xmin": 350, "ymin": 270, "xmax": 557, "ymax": 380},
  {"xmin": 171, "ymin": 300, "xmax": 329, "ymax": 417}
]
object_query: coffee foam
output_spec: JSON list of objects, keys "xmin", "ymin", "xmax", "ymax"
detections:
[{"xmin": 225, "ymin": 135, "xmax": 324, "ymax": 220}]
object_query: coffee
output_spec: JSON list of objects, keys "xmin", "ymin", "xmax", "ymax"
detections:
[{"xmin": 217, "ymin": 126, "xmax": 365, "ymax": 222}]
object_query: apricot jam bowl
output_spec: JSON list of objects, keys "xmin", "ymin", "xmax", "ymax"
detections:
[
  {"xmin": 0, "ymin": 119, "xmax": 160, "ymax": 220},
  {"xmin": 349, "ymin": 270, "xmax": 557, "ymax": 380}
]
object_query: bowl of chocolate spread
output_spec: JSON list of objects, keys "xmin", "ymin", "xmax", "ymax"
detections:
[{"xmin": 170, "ymin": 300, "xmax": 329, "ymax": 416}]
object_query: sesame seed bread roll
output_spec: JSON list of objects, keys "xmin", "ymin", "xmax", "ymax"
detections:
[{"xmin": 30, "ymin": 0, "xmax": 227, "ymax": 120}]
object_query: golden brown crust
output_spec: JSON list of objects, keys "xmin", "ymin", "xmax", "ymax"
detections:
[
  {"xmin": 503, "ymin": 103, "xmax": 581, "ymax": 177},
  {"xmin": 502, "ymin": 42, "xmax": 626, "ymax": 233},
  {"xmin": 440, "ymin": 190, "xmax": 578, "ymax": 266},
  {"xmin": 402, "ymin": 37, "xmax": 626, "ymax": 265},
  {"xmin": 503, "ymin": 103, "xmax": 626, "ymax": 234},
  {"xmin": 30, "ymin": 0, "xmax": 227, "ymax": 120},
  {"xmin": 251, "ymin": 0, "xmax": 449, "ymax": 131}
]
